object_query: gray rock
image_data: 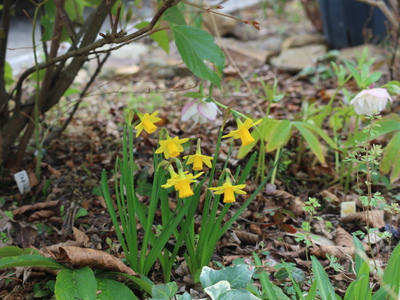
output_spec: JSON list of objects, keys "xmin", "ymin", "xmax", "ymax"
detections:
[
  {"xmin": 338, "ymin": 44, "xmax": 385, "ymax": 63},
  {"xmin": 202, "ymin": 13, "xmax": 237, "ymax": 37},
  {"xmin": 270, "ymin": 44, "xmax": 327, "ymax": 72},
  {"xmin": 281, "ymin": 33, "xmax": 327, "ymax": 50}
]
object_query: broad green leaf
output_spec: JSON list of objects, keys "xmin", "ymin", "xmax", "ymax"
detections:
[
  {"xmin": 55, "ymin": 267, "xmax": 97, "ymax": 300},
  {"xmin": 200, "ymin": 265, "xmax": 254, "ymax": 289},
  {"xmin": 379, "ymin": 243, "xmax": 400, "ymax": 299},
  {"xmin": 265, "ymin": 120, "xmax": 292, "ymax": 152},
  {"xmin": 0, "ymin": 255, "xmax": 65, "ymax": 270},
  {"xmin": 172, "ymin": 25, "xmax": 225, "ymax": 87},
  {"xmin": 203, "ymin": 281, "xmax": 260, "ymax": 300},
  {"xmin": 162, "ymin": 5, "xmax": 186, "ymax": 25},
  {"xmin": 365, "ymin": 72, "xmax": 382, "ymax": 86},
  {"xmin": 96, "ymin": 278, "xmax": 138, "ymax": 300},
  {"xmin": 151, "ymin": 282, "xmax": 178, "ymax": 299},
  {"xmin": 305, "ymin": 279, "xmax": 318, "ymax": 300},
  {"xmin": 135, "ymin": 21, "xmax": 169, "ymax": 53},
  {"xmin": 63, "ymin": 88, "xmax": 81, "ymax": 97},
  {"xmin": 353, "ymin": 262, "xmax": 371, "ymax": 300},
  {"xmin": 0, "ymin": 246, "xmax": 40, "ymax": 257},
  {"xmin": 297, "ymin": 121, "xmax": 338, "ymax": 149},
  {"xmin": 107, "ymin": 272, "xmax": 153, "ymax": 295},
  {"xmin": 293, "ymin": 122, "xmax": 325, "ymax": 164},
  {"xmin": 353, "ymin": 236, "xmax": 367, "ymax": 276},
  {"xmin": 344, "ymin": 114, "xmax": 400, "ymax": 148},
  {"xmin": 218, "ymin": 288, "xmax": 261, "ymax": 300},
  {"xmin": 4, "ymin": 62, "xmax": 13, "ymax": 87},
  {"xmin": 311, "ymin": 256, "xmax": 337, "ymax": 300},
  {"xmin": 380, "ymin": 131, "xmax": 400, "ymax": 183},
  {"xmin": 204, "ymin": 280, "xmax": 230, "ymax": 300},
  {"xmin": 175, "ymin": 293, "xmax": 193, "ymax": 300}
]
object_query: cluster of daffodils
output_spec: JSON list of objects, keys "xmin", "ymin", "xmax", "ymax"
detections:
[{"xmin": 134, "ymin": 109, "xmax": 261, "ymax": 202}]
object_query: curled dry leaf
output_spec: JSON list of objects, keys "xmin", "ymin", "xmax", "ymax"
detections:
[
  {"xmin": 53, "ymin": 246, "xmax": 138, "ymax": 276},
  {"xmin": 249, "ymin": 223, "xmax": 262, "ymax": 235},
  {"xmin": 10, "ymin": 220, "xmax": 38, "ymax": 248},
  {"xmin": 320, "ymin": 189, "xmax": 340, "ymax": 203},
  {"xmin": 310, "ymin": 244, "xmax": 356, "ymax": 258},
  {"xmin": 72, "ymin": 227, "xmax": 90, "ymax": 247},
  {"xmin": 13, "ymin": 200, "xmax": 60, "ymax": 218},
  {"xmin": 312, "ymin": 219, "xmax": 333, "ymax": 240},
  {"xmin": 340, "ymin": 210, "xmax": 385, "ymax": 228},
  {"xmin": 267, "ymin": 190, "xmax": 305, "ymax": 216},
  {"xmin": 335, "ymin": 226, "xmax": 353, "ymax": 247},
  {"xmin": 28, "ymin": 210, "xmax": 58, "ymax": 223},
  {"xmin": 234, "ymin": 230, "xmax": 260, "ymax": 245}
]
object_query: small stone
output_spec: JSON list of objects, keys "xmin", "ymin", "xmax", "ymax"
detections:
[
  {"xmin": 270, "ymin": 44, "xmax": 327, "ymax": 72},
  {"xmin": 202, "ymin": 13, "xmax": 237, "ymax": 37},
  {"xmin": 114, "ymin": 65, "xmax": 140, "ymax": 76},
  {"xmin": 281, "ymin": 33, "xmax": 327, "ymax": 50}
]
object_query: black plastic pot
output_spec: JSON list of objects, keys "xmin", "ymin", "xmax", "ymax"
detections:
[{"xmin": 318, "ymin": 0, "xmax": 388, "ymax": 49}]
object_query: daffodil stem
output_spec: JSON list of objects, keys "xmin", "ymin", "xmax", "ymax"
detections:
[{"xmin": 270, "ymin": 147, "xmax": 280, "ymax": 185}]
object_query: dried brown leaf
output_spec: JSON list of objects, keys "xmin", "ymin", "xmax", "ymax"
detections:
[
  {"xmin": 54, "ymin": 246, "xmax": 138, "ymax": 276},
  {"xmin": 320, "ymin": 190, "xmax": 340, "ymax": 203},
  {"xmin": 249, "ymin": 224, "xmax": 262, "ymax": 235},
  {"xmin": 73, "ymin": 227, "xmax": 90, "ymax": 247},
  {"xmin": 234, "ymin": 230, "xmax": 260, "ymax": 245},
  {"xmin": 335, "ymin": 226, "xmax": 354, "ymax": 247},
  {"xmin": 340, "ymin": 210, "xmax": 385, "ymax": 228},
  {"xmin": 10, "ymin": 220, "xmax": 38, "ymax": 248},
  {"xmin": 312, "ymin": 219, "xmax": 333, "ymax": 240},
  {"xmin": 13, "ymin": 201, "xmax": 60, "ymax": 218},
  {"xmin": 267, "ymin": 190, "xmax": 305, "ymax": 216},
  {"xmin": 310, "ymin": 244, "xmax": 356, "ymax": 258},
  {"xmin": 28, "ymin": 210, "xmax": 57, "ymax": 222}
]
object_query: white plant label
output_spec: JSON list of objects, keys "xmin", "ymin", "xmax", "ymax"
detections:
[
  {"xmin": 340, "ymin": 201, "xmax": 356, "ymax": 218},
  {"xmin": 14, "ymin": 170, "xmax": 31, "ymax": 195}
]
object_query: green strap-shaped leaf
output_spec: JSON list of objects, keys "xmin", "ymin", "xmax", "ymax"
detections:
[
  {"xmin": 311, "ymin": 256, "xmax": 337, "ymax": 300},
  {"xmin": 0, "ymin": 246, "xmax": 40, "ymax": 257},
  {"xmin": 344, "ymin": 114, "xmax": 400, "ymax": 148},
  {"xmin": 296, "ymin": 121, "xmax": 338, "ymax": 150},
  {"xmin": 0, "ymin": 255, "xmax": 66, "ymax": 270},
  {"xmin": 380, "ymin": 131, "xmax": 400, "ymax": 183},
  {"xmin": 55, "ymin": 267, "xmax": 97, "ymax": 300},
  {"xmin": 172, "ymin": 25, "xmax": 225, "ymax": 87},
  {"xmin": 379, "ymin": 243, "xmax": 400, "ymax": 299},
  {"xmin": 293, "ymin": 122, "xmax": 325, "ymax": 164},
  {"xmin": 265, "ymin": 119, "xmax": 292, "ymax": 152}
]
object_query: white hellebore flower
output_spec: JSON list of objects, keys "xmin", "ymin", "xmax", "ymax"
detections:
[
  {"xmin": 181, "ymin": 100, "xmax": 220, "ymax": 123},
  {"xmin": 350, "ymin": 88, "xmax": 393, "ymax": 116}
]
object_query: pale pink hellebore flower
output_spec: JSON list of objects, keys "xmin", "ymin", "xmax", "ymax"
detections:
[
  {"xmin": 181, "ymin": 100, "xmax": 220, "ymax": 123},
  {"xmin": 350, "ymin": 88, "xmax": 393, "ymax": 116}
]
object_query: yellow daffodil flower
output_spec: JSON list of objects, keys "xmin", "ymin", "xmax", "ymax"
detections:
[
  {"xmin": 135, "ymin": 111, "xmax": 161, "ymax": 137},
  {"xmin": 183, "ymin": 139, "xmax": 213, "ymax": 171},
  {"xmin": 222, "ymin": 118, "xmax": 262, "ymax": 146},
  {"xmin": 155, "ymin": 136, "xmax": 189, "ymax": 159},
  {"xmin": 209, "ymin": 177, "xmax": 246, "ymax": 203},
  {"xmin": 162, "ymin": 169, "xmax": 203, "ymax": 198}
]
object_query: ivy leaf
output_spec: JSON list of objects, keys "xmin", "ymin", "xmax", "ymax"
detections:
[{"xmin": 172, "ymin": 25, "xmax": 225, "ymax": 87}]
